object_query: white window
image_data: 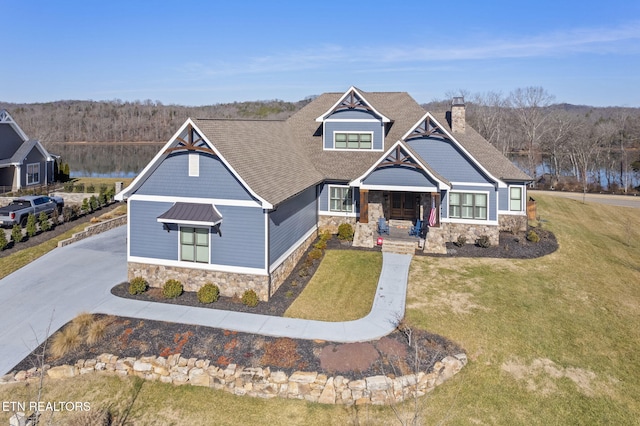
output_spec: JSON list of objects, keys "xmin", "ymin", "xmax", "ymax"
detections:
[
  {"xmin": 180, "ymin": 227, "xmax": 209, "ymax": 263},
  {"xmin": 27, "ymin": 163, "xmax": 40, "ymax": 185},
  {"xmin": 329, "ymin": 186, "xmax": 353, "ymax": 212},
  {"xmin": 334, "ymin": 132, "xmax": 372, "ymax": 149},
  {"xmin": 449, "ymin": 192, "xmax": 487, "ymax": 220},
  {"xmin": 510, "ymin": 187, "xmax": 523, "ymax": 211}
]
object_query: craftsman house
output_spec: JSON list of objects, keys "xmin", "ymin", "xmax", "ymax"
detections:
[
  {"xmin": 0, "ymin": 110, "xmax": 56, "ymax": 192},
  {"xmin": 116, "ymin": 87, "xmax": 531, "ymax": 300}
]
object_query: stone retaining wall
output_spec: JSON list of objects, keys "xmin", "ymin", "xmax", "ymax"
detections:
[
  {"xmin": 499, "ymin": 214, "xmax": 528, "ymax": 233},
  {"xmin": 57, "ymin": 215, "xmax": 127, "ymax": 248},
  {"xmin": 424, "ymin": 222, "xmax": 500, "ymax": 253},
  {"xmin": 1, "ymin": 352, "xmax": 467, "ymax": 406}
]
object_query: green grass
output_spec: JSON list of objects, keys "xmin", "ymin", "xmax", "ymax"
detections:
[
  {"xmin": 284, "ymin": 250, "xmax": 382, "ymax": 321},
  {"xmin": 70, "ymin": 177, "xmax": 134, "ymax": 187},
  {"xmin": 2, "ymin": 194, "xmax": 639, "ymax": 424}
]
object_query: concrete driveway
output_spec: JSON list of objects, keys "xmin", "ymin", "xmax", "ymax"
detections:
[
  {"xmin": 0, "ymin": 225, "xmax": 412, "ymax": 375},
  {"xmin": 0, "ymin": 226, "xmax": 127, "ymax": 375}
]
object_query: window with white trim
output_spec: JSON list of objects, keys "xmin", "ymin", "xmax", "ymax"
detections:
[
  {"xmin": 510, "ymin": 187, "xmax": 523, "ymax": 211},
  {"xmin": 329, "ymin": 186, "xmax": 353, "ymax": 212},
  {"xmin": 449, "ymin": 192, "xmax": 487, "ymax": 220},
  {"xmin": 27, "ymin": 163, "xmax": 40, "ymax": 185},
  {"xmin": 334, "ymin": 132, "xmax": 372, "ymax": 149},
  {"xmin": 180, "ymin": 227, "xmax": 209, "ymax": 263}
]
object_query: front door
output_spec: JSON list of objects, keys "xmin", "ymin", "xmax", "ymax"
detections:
[{"xmin": 390, "ymin": 192, "xmax": 418, "ymax": 220}]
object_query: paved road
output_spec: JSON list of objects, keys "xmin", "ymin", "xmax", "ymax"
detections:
[
  {"xmin": 530, "ymin": 190, "xmax": 640, "ymax": 209},
  {"xmin": 0, "ymin": 226, "xmax": 411, "ymax": 375}
]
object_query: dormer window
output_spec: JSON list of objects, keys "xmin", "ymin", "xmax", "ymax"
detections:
[{"xmin": 334, "ymin": 132, "xmax": 373, "ymax": 150}]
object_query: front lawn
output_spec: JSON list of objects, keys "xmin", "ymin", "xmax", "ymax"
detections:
[{"xmin": 284, "ymin": 250, "xmax": 382, "ymax": 321}]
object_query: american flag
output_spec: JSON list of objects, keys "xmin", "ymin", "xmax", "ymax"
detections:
[{"xmin": 428, "ymin": 207, "xmax": 437, "ymax": 227}]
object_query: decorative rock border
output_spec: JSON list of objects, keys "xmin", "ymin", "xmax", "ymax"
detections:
[{"xmin": 1, "ymin": 352, "xmax": 467, "ymax": 405}]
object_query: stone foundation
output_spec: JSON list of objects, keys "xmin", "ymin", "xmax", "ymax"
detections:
[
  {"xmin": 269, "ymin": 230, "xmax": 317, "ymax": 297},
  {"xmin": 128, "ymin": 263, "xmax": 270, "ymax": 301},
  {"xmin": 318, "ymin": 215, "xmax": 356, "ymax": 234},
  {"xmin": 423, "ymin": 222, "xmax": 500, "ymax": 253},
  {"xmin": 2, "ymin": 352, "xmax": 467, "ymax": 406},
  {"xmin": 499, "ymin": 214, "xmax": 528, "ymax": 233}
]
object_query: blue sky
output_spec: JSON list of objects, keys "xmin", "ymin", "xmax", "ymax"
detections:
[{"xmin": 2, "ymin": 1, "xmax": 640, "ymax": 107}]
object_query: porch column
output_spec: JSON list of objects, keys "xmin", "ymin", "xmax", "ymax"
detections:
[{"xmin": 359, "ymin": 189, "xmax": 369, "ymax": 224}]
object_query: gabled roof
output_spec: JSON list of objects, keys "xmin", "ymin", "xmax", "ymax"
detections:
[
  {"xmin": 0, "ymin": 109, "xmax": 29, "ymax": 142},
  {"xmin": 315, "ymin": 86, "xmax": 391, "ymax": 123}
]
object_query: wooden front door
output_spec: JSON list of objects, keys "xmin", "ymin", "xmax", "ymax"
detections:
[{"xmin": 390, "ymin": 192, "xmax": 418, "ymax": 220}]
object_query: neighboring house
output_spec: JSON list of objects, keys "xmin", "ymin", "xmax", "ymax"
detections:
[
  {"xmin": 116, "ymin": 87, "xmax": 531, "ymax": 300},
  {"xmin": 0, "ymin": 110, "xmax": 56, "ymax": 192}
]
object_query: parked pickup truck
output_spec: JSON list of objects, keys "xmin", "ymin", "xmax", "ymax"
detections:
[{"xmin": 0, "ymin": 195, "xmax": 64, "ymax": 227}]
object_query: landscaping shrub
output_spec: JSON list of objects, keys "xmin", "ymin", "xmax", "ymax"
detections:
[
  {"xmin": 50, "ymin": 323, "xmax": 82, "ymax": 358},
  {"xmin": 476, "ymin": 235, "xmax": 491, "ymax": 248},
  {"xmin": 11, "ymin": 224, "xmax": 23, "ymax": 243},
  {"xmin": 98, "ymin": 192, "xmax": 107, "ymax": 206},
  {"xmin": 128, "ymin": 277, "xmax": 148, "ymax": 295},
  {"xmin": 86, "ymin": 319, "xmax": 107, "ymax": 345},
  {"xmin": 241, "ymin": 289, "xmax": 259, "ymax": 307},
  {"xmin": 197, "ymin": 282, "xmax": 220, "ymax": 304},
  {"xmin": 314, "ymin": 239, "xmax": 327, "ymax": 250},
  {"xmin": 527, "ymin": 229, "xmax": 540, "ymax": 243},
  {"xmin": 319, "ymin": 230, "xmax": 332, "ymax": 241},
  {"xmin": 82, "ymin": 198, "xmax": 90, "ymax": 213},
  {"xmin": 162, "ymin": 279, "xmax": 183, "ymax": 299},
  {"xmin": 337, "ymin": 223, "xmax": 354, "ymax": 241},
  {"xmin": 62, "ymin": 206, "xmax": 72, "ymax": 223},
  {"xmin": 74, "ymin": 183, "xmax": 85, "ymax": 193},
  {"xmin": 307, "ymin": 248, "xmax": 323, "ymax": 261},
  {"xmin": 39, "ymin": 211, "xmax": 51, "ymax": 232},
  {"xmin": 86, "ymin": 184, "xmax": 96, "ymax": 193},
  {"xmin": 63, "ymin": 182, "xmax": 75, "ymax": 192},
  {"xmin": 26, "ymin": 213, "xmax": 37, "ymax": 238},
  {"xmin": 0, "ymin": 231, "xmax": 8, "ymax": 250},
  {"xmin": 454, "ymin": 235, "xmax": 467, "ymax": 247},
  {"xmin": 90, "ymin": 195, "xmax": 99, "ymax": 211}
]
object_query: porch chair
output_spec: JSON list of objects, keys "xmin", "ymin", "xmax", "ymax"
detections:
[
  {"xmin": 377, "ymin": 217, "xmax": 390, "ymax": 235},
  {"xmin": 409, "ymin": 219, "xmax": 422, "ymax": 237}
]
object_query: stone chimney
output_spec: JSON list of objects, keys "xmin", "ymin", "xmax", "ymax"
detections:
[{"xmin": 451, "ymin": 96, "xmax": 465, "ymax": 133}]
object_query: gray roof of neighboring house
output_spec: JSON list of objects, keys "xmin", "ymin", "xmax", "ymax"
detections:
[{"xmin": 0, "ymin": 139, "xmax": 50, "ymax": 167}]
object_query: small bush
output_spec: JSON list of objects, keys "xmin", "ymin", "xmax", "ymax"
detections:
[
  {"xmin": 298, "ymin": 267, "xmax": 309, "ymax": 277},
  {"xmin": 319, "ymin": 230, "xmax": 332, "ymax": 242},
  {"xmin": 50, "ymin": 324, "xmax": 82, "ymax": 358},
  {"xmin": 63, "ymin": 182, "xmax": 75, "ymax": 192},
  {"xmin": 0, "ymin": 231, "xmax": 7, "ymax": 250},
  {"xmin": 86, "ymin": 320, "xmax": 107, "ymax": 345},
  {"xmin": 11, "ymin": 224, "xmax": 23, "ymax": 243},
  {"xmin": 128, "ymin": 277, "xmax": 148, "ymax": 295},
  {"xmin": 454, "ymin": 235, "xmax": 467, "ymax": 247},
  {"xmin": 241, "ymin": 289, "xmax": 259, "ymax": 307},
  {"xmin": 39, "ymin": 211, "xmax": 51, "ymax": 232},
  {"xmin": 82, "ymin": 198, "xmax": 90, "ymax": 213},
  {"xmin": 86, "ymin": 184, "xmax": 96, "ymax": 193},
  {"xmin": 72, "ymin": 312, "xmax": 95, "ymax": 329},
  {"xmin": 198, "ymin": 283, "xmax": 220, "ymax": 304},
  {"xmin": 527, "ymin": 230, "xmax": 540, "ymax": 243},
  {"xmin": 307, "ymin": 248, "xmax": 323, "ymax": 261},
  {"xmin": 26, "ymin": 213, "xmax": 37, "ymax": 238},
  {"xmin": 314, "ymin": 239, "xmax": 327, "ymax": 250},
  {"xmin": 162, "ymin": 279, "xmax": 183, "ymax": 299},
  {"xmin": 337, "ymin": 223, "xmax": 354, "ymax": 241},
  {"xmin": 90, "ymin": 195, "xmax": 99, "ymax": 211},
  {"xmin": 74, "ymin": 183, "xmax": 85, "ymax": 193},
  {"xmin": 476, "ymin": 235, "xmax": 491, "ymax": 248}
]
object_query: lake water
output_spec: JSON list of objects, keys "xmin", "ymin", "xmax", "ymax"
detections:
[{"xmin": 47, "ymin": 142, "xmax": 164, "ymax": 178}]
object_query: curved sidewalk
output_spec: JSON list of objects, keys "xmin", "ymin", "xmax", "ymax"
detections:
[
  {"xmin": 0, "ymin": 225, "xmax": 411, "ymax": 375},
  {"xmin": 94, "ymin": 251, "xmax": 412, "ymax": 343}
]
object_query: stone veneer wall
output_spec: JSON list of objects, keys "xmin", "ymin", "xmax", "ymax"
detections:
[
  {"xmin": 58, "ymin": 215, "xmax": 127, "ymax": 248},
  {"xmin": 2, "ymin": 352, "xmax": 467, "ymax": 406},
  {"xmin": 128, "ymin": 230, "xmax": 317, "ymax": 302},
  {"xmin": 423, "ymin": 222, "xmax": 500, "ymax": 253},
  {"xmin": 499, "ymin": 214, "xmax": 528, "ymax": 233},
  {"xmin": 268, "ymin": 230, "xmax": 317, "ymax": 298},
  {"xmin": 128, "ymin": 263, "xmax": 270, "ymax": 301},
  {"xmin": 318, "ymin": 215, "xmax": 356, "ymax": 234}
]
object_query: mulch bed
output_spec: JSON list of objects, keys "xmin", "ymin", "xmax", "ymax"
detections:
[{"xmin": 11, "ymin": 227, "xmax": 557, "ymax": 379}]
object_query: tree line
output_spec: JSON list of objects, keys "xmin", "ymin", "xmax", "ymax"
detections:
[{"xmin": 2, "ymin": 89, "xmax": 639, "ymax": 192}]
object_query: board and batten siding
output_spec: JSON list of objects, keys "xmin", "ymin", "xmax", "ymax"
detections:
[
  {"xmin": 135, "ymin": 151, "xmax": 256, "ymax": 201},
  {"xmin": 362, "ymin": 166, "xmax": 438, "ymax": 189},
  {"xmin": 129, "ymin": 200, "xmax": 265, "ymax": 269},
  {"xmin": 407, "ymin": 138, "xmax": 494, "ymax": 184},
  {"xmin": 323, "ymin": 121, "xmax": 384, "ymax": 150},
  {"xmin": 269, "ymin": 186, "xmax": 317, "ymax": 265},
  {"xmin": 0, "ymin": 125, "xmax": 24, "ymax": 159}
]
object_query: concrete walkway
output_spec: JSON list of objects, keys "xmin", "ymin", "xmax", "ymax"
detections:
[{"xmin": 0, "ymin": 226, "xmax": 412, "ymax": 375}]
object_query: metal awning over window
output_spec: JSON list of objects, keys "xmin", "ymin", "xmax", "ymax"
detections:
[{"xmin": 157, "ymin": 202, "xmax": 222, "ymax": 227}]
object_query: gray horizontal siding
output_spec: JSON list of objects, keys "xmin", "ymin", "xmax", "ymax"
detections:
[
  {"xmin": 130, "ymin": 200, "xmax": 178, "ymax": 260},
  {"xmin": 211, "ymin": 205, "xmax": 265, "ymax": 269},
  {"xmin": 408, "ymin": 138, "xmax": 494, "ymax": 184},
  {"xmin": 129, "ymin": 200, "xmax": 265, "ymax": 269},
  {"xmin": 136, "ymin": 151, "xmax": 255, "ymax": 201},
  {"xmin": 499, "ymin": 187, "xmax": 508, "ymax": 211},
  {"xmin": 269, "ymin": 186, "xmax": 317, "ymax": 264},
  {"xmin": 363, "ymin": 166, "xmax": 438, "ymax": 190},
  {"xmin": 324, "ymin": 121, "xmax": 383, "ymax": 150},
  {"xmin": 22, "ymin": 147, "xmax": 49, "ymax": 186}
]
